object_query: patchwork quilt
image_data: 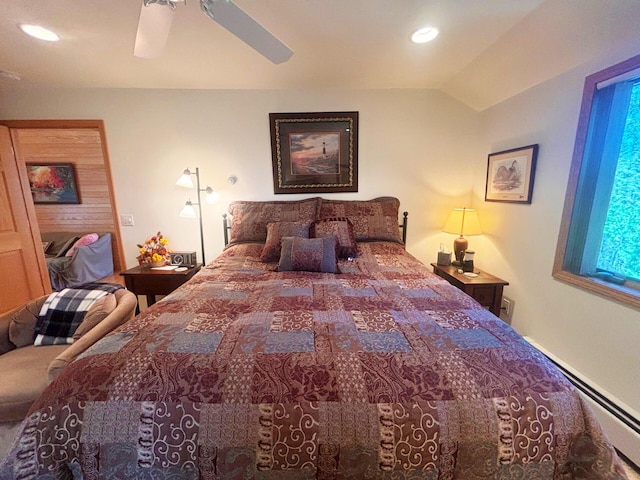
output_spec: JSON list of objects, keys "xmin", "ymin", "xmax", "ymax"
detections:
[{"xmin": 1, "ymin": 242, "xmax": 626, "ymax": 479}]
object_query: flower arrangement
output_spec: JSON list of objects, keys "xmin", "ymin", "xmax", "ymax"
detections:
[{"xmin": 137, "ymin": 231, "xmax": 171, "ymax": 266}]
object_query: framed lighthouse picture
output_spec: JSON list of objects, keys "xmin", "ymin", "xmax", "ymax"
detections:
[{"xmin": 269, "ymin": 111, "xmax": 359, "ymax": 194}]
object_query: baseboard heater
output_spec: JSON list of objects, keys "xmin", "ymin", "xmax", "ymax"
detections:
[{"xmin": 523, "ymin": 336, "xmax": 640, "ymax": 467}]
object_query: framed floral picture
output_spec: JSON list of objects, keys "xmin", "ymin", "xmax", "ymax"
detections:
[
  {"xmin": 269, "ymin": 111, "xmax": 358, "ymax": 194},
  {"xmin": 485, "ymin": 144, "xmax": 538, "ymax": 204},
  {"xmin": 26, "ymin": 163, "xmax": 81, "ymax": 204}
]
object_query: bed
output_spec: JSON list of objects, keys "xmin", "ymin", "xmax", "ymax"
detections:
[{"xmin": 1, "ymin": 197, "xmax": 627, "ymax": 479}]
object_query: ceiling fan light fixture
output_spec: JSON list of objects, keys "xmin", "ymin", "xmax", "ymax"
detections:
[
  {"xmin": 200, "ymin": 0, "xmax": 293, "ymax": 64},
  {"xmin": 20, "ymin": 24, "xmax": 60, "ymax": 42},
  {"xmin": 144, "ymin": 0, "xmax": 184, "ymax": 8},
  {"xmin": 134, "ymin": 1, "xmax": 176, "ymax": 58},
  {"xmin": 133, "ymin": 0, "xmax": 293, "ymax": 63},
  {"xmin": 411, "ymin": 26, "xmax": 439, "ymax": 44}
]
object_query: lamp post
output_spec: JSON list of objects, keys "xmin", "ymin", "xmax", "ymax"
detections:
[{"xmin": 177, "ymin": 167, "xmax": 216, "ymax": 265}]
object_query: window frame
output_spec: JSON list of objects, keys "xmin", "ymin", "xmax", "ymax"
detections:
[{"xmin": 553, "ymin": 53, "xmax": 640, "ymax": 310}]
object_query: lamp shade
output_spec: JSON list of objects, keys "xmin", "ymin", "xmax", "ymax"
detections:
[
  {"xmin": 176, "ymin": 168, "xmax": 194, "ymax": 189},
  {"xmin": 205, "ymin": 186, "xmax": 219, "ymax": 204},
  {"xmin": 179, "ymin": 200, "xmax": 197, "ymax": 218},
  {"xmin": 442, "ymin": 208, "xmax": 482, "ymax": 236}
]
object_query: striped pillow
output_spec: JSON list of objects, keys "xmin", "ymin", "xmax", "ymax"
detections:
[{"xmin": 277, "ymin": 236, "xmax": 339, "ymax": 273}]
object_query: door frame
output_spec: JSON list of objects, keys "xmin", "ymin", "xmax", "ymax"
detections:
[{"xmin": 0, "ymin": 119, "xmax": 127, "ymax": 276}]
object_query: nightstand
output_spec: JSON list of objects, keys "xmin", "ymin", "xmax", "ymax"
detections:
[
  {"xmin": 121, "ymin": 264, "xmax": 202, "ymax": 312},
  {"xmin": 430, "ymin": 263, "xmax": 509, "ymax": 316}
]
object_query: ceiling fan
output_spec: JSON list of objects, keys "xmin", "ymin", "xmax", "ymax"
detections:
[{"xmin": 134, "ymin": 0, "xmax": 293, "ymax": 64}]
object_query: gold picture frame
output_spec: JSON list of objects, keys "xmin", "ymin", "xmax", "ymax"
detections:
[{"xmin": 269, "ymin": 111, "xmax": 358, "ymax": 194}]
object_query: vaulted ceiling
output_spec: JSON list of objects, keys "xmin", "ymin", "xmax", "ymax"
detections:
[{"xmin": 2, "ymin": 0, "xmax": 640, "ymax": 110}]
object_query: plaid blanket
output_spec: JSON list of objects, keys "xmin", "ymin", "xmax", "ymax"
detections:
[{"xmin": 34, "ymin": 282, "xmax": 124, "ymax": 346}]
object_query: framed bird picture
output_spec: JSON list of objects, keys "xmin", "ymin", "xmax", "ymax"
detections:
[{"xmin": 485, "ymin": 144, "xmax": 538, "ymax": 204}]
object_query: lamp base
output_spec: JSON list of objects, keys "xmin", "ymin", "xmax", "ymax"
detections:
[{"xmin": 453, "ymin": 236, "xmax": 468, "ymax": 264}]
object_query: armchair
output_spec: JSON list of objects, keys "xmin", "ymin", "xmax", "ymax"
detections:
[
  {"xmin": 0, "ymin": 288, "xmax": 137, "ymax": 422},
  {"xmin": 43, "ymin": 232, "xmax": 114, "ymax": 291}
]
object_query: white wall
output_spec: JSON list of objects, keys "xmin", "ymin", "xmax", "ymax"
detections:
[
  {"xmin": 0, "ymin": 87, "xmax": 479, "ymax": 272},
  {"xmin": 475, "ymin": 40, "xmax": 640, "ymax": 415}
]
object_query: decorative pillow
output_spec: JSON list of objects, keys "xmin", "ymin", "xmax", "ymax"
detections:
[
  {"xmin": 65, "ymin": 233, "xmax": 99, "ymax": 257},
  {"xmin": 277, "ymin": 236, "xmax": 339, "ymax": 273},
  {"xmin": 46, "ymin": 235, "xmax": 80, "ymax": 258},
  {"xmin": 311, "ymin": 217, "xmax": 358, "ymax": 259},
  {"xmin": 318, "ymin": 197, "xmax": 403, "ymax": 244},
  {"xmin": 72, "ymin": 293, "xmax": 117, "ymax": 340},
  {"xmin": 260, "ymin": 221, "xmax": 311, "ymax": 262},
  {"xmin": 227, "ymin": 197, "xmax": 320, "ymax": 246}
]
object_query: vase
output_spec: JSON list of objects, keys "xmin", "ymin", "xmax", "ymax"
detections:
[{"xmin": 149, "ymin": 260, "xmax": 167, "ymax": 268}]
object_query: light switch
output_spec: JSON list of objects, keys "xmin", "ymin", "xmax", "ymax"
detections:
[{"xmin": 120, "ymin": 214, "xmax": 135, "ymax": 226}]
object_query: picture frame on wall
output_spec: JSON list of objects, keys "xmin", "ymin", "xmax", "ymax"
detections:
[
  {"xmin": 485, "ymin": 144, "xmax": 538, "ymax": 204},
  {"xmin": 269, "ymin": 111, "xmax": 358, "ymax": 194},
  {"xmin": 26, "ymin": 163, "xmax": 81, "ymax": 204}
]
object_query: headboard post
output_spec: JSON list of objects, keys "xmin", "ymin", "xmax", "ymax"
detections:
[
  {"xmin": 222, "ymin": 213, "xmax": 229, "ymax": 246},
  {"xmin": 401, "ymin": 211, "xmax": 408, "ymax": 245}
]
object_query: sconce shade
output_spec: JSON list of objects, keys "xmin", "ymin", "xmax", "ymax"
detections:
[
  {"xmin": 442, "ymin": 208, "xmax": 482, "ymax": 236},
  {"xmin": 176, "ymin": 168, "xmax": 194, "ymax": 189},
  {"xmin": 179, "ymin": 200, "xmax": 197, "ymax": 218}
]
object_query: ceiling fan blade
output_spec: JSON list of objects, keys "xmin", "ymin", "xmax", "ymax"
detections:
[
  {"xmin": 200, "ymin": 0, "xmax": 293, "ymax": 64},
  {"xmin": 134, "ymin": 2, "xmax": 176, "ymax": 58}
]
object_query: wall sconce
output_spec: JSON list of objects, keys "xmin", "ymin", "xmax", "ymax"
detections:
[
  {"xmin": 176, "ymin": 167, "xmax": 218, "ymax": 264},
  {"xmin": 442, "ymin": 207, "xmax": 482, "ymax": 265}
]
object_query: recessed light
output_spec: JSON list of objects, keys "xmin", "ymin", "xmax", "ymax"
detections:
[
  {"xmin": 411, "ymin": 26, "xmax": 439, "ymax": 44},
  {"xmin": 19, "ymin": 24, "xmax": 60, "ymax": 42}
]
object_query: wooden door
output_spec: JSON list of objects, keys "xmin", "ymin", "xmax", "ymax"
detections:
[{"xmin": 0, "ymin": 126, "xmax": 50, "ymax": 313}]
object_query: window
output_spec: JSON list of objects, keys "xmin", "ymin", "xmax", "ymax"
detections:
[
  {"xmin": 554, "ymin": 54, "xmax": 640, "ymax": 309},
  {"xmin": 597, "ymin": 82, "xmax": 640, "ymax": 281}
]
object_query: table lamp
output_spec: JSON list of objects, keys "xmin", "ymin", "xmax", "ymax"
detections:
[{"xmin": 442, "ymin": 207, "xmax": 482, "ymax": 265}]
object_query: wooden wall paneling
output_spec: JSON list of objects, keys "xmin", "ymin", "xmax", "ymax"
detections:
[{"xmin": 3, "ymin": 120, "xmax": 126, "ymax": 275}]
